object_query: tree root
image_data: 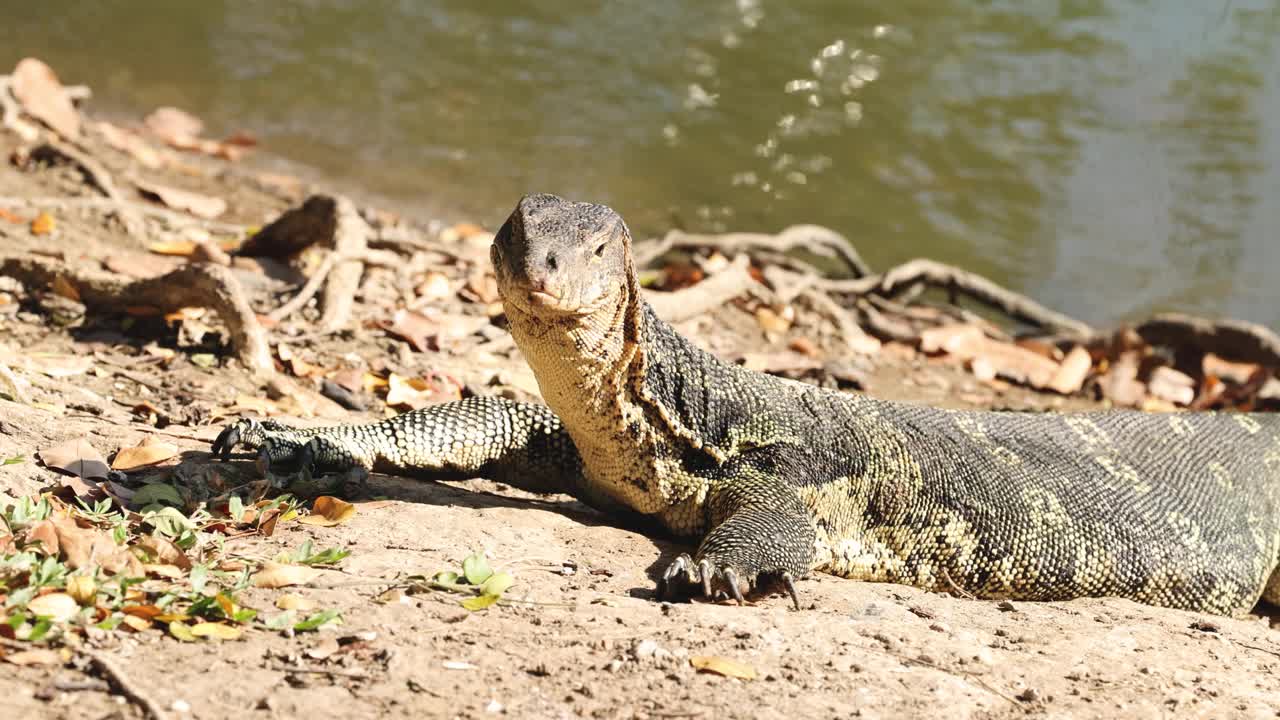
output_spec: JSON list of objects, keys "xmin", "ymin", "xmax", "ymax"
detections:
[
  {"xmin": 637, "ymin": 224, "xmax": 872, "ymax": 278},
  {"xmin": 0, "ymin": 254, "xmax": 273, "ymax": 376},
  {"xmin": 645, "ymin": 254, "xmax": 755, "ymax": 323},
  {"xmin": 1135, "ymin": 313, "xmax": 1280, "ymax": 368},
  {"xmin": 875, "ymin": 258, "xmax": 1094, "ymax": 339},
  {"xmin": 320, "ymin": 196, "xmax": 372, "ymax": 333},
  {"xmin": 21, "ymin": 141, "xmax": 146, "ymax": 238}
]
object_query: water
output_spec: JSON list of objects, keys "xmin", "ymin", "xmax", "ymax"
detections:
[{"xmin": 3, "ymin": 0, "xmax": 1278, "ymax": 329}]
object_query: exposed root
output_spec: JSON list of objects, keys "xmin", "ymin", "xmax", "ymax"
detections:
[
  {"xmin": 23, "ymin": 141, "xmax": 146, "ymax": 238},
  {"xmin": 1135, "ymin": 313, "xmax": 1280, "ymax": 368},
  {"xmin": 645, "ymin": 254, "xmax": 756, "ymax": 323},
  {"xmin": 637, "ymin": 224, "xmax": 872, "ymax": 279},
  {"xmin": 876, "ymin": 259, "xmax": 1094, "ymax": 339},
  {"xmin": 85, "ymin": 649, "xmax": 172, "ymax": 720},
  {"xmin": 0, "ymin": 254, "xmax": 273, "ymax": 376},
  {"xmin": 319, "ymin": 196, "xmax": 372, "ymax": 333}
]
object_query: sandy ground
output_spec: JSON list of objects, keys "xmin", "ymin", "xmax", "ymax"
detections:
[{"xmin": 2, "ymin": 104, "xmax": 1280, "ymax": 720}]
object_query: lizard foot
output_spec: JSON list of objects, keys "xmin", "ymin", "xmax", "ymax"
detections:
[
  {"xmin": 211, "ymin": 418, "xmax": 370, "ymax": 476},
  {"xmin": 657, "ymin": 552, "xmax": 801, "ymax": 610}
]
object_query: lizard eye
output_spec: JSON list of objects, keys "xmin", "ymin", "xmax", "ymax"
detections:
[{"xmin": 594, "ymin": 242, "xmax": 607, "ymax": 257}]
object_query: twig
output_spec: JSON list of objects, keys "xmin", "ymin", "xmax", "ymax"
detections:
[
  {"xmin": 268, "ymin": 251, "xmax": 338, "ymax": 322},
  {"xmin": 940, "ymin": 567, "xmax": 977, "ymax": 601},
  {"xmin": 85, "ymin": 649, "xmax": 172, "ymax": 720},
  {"xmin": 270, "ymin": 664, "xmax": 370, "ymax": 680},
  {"xmin": 0, "ymin": 254, "xmax": 274, "ymax": 376},
  {"xmin": 637, "ymin": 224, "xmax": 872, "ymax": 278},
  {"xmin": 644, "ymin": 254, "xmax": 755, "ymax": 323}
]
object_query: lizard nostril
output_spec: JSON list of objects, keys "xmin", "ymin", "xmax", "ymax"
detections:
[{"xmin": 545, "ymin": 251, "xmax": 557, "ymax": 271}]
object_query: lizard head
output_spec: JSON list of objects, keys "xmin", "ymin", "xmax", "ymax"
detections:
[{"xmin": 491, "ymin": 193, "xmax": 632, "ymax": 318}]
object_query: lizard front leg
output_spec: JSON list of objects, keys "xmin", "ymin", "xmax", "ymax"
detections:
[
  {"xmin": 211, "ymin": 396, "xmax": 619, "ymax": 509},
  {"xmin": 658, "ymin": 464, "xmax": 815, "ymax": 610}
]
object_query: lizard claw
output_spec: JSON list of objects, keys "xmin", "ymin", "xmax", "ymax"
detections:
[
  {"xmin": 211, "ymin": 423, "xmax": 243, "ymax": 460},
  {"xmin": 781, "ymin": 571, "xmax": 800, "ymax": 611},
  {"xmin": 657, "ymin": 553, "xmax": 759, "ymax": 606}
]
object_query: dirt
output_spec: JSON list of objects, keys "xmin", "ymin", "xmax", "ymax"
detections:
[{"xmin": 2, "ymin": 98, "xmax": 1280, "ymax": 720}]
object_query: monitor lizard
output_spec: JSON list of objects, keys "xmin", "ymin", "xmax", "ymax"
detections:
[{"xmin": 213, "ymin": 193, "xmax": 1280, "ymax": 615}]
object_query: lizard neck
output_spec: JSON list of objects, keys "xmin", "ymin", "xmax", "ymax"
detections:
[{"xmin": 504, "ymin": 282, "xmax": 643, "ymax": 431}]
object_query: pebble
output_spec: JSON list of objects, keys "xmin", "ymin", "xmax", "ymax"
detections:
[
  {"xmin": 1016, "ymin": 687, "xmax": 1040, "ymax": 703},
  {"xmin": 632, "ymin": 639, "xmax": 659, "ymax": 660},
  {"xmin": 171, "ymin": 700, "xmax": 191, "ymax": 713}
]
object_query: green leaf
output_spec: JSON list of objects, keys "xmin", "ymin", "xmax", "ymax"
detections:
[
  {"xmin": 190, "ymin": 353, "xmax": 218, "ymax": 369},
  {"xmin": 228, "ymin": 495, "xmax": 245, "ymax": 522},
  {"xmin": 132, "ymin": 484, "xmax": 184, "ymax": 508},
  {"xmin": 293, "ymin": 609, "xmax": 341, "ymax": 632},
  {"xmin": 189, "ymin": 564, "xmax": 209, "ymax": 595},
  {"xmin": 460, "ymin": 594, "xmax": 499, "ymax": 611},
  {"xmin": 263, "ymin": 611, "xmax": 296, "ymax": 630},
  {"xmin": 297, "ymin": 547, "xmax": 350, "ymax": 566},
  {"xmin": 480, "ymin": 572, "xmax": 514, "ymax": 598},
  {"xmin": 169, "ymin": 621, "xmax": 197, "ymax": 642},
  {"xmin": 461, "ymin": 553, "xmax": 492, "ymax": 585},
  {"xmin": 433, "ymin": 571, "xmax": 459, "ymax": 585},
  {"xmin": 144, "ymin": 506, "xmax": 194, "ymax": 537},
  {"xmin": 232, "ymin": 608, "xmax": 258, "ymax": 624},
  {"xmin": 26, "ymin": 617, "xmax": 54, "ymax": 642},
  {"xmin": 2, "ymin": 455, "xmax": 23, "ymax": 466}
]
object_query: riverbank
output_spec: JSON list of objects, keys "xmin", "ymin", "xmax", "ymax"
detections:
[{"xmin": 2, "ymin": 57, "xmax": 1280, "ymax": 720}]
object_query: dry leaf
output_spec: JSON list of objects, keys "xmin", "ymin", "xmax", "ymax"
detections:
[
  {"xmin": 275, "ymin": 593, "xmax": 315, "ymax": 611},
  {"xmin": 189, "ymin": 622, "xmax": 242, "ymax": 641},
  {"xmin": 134, "ymin": 533, "xmax": 191, "ymax": 569},
  {"xmin": 3, "ymin": 648, "xmax": 64, "ymax": 666},
  {"xmin": 689, "ymin": 655, "xmax": 757, "ymax": 680},
  {"xmin": 112, "ymin": 440, "xmax": 179, "ymax": 471},
  {"xmin": 298, "ymin": 496, "xmax": 356, "ymax": 527},
  {"xmin": 38, "ymin": 437, "xmax": 110, "ymax": 480},
  {"xmin": 27, "ymin": 592, "xmax": 80, "ymax": 622},
  {"xmin": 30, "ymin": 211, "xmax": 55, "ymax": 236},
  {"xmin": 143, "ymin": 563, "xmax": 183, "ymax": 581},
  {"xmin": 232, "ymin": 395, "xmax": 281, "ymax": 416},
  {"xmin": 24, "ymin": 520, "xmax": 59, "ymax": 555},
  {"xmin": 54, "ymin": 517, "xmax": 144, "ymax": 576},
  {"xmin": 251, "ymin": 560, "xmax": 321, "ymax": 589},
  {"xmin": 121, "ymin": 614, "xmax": 153, "ymax": 632},
  {"xmin": 65, "ymin": 575, "xmax": 96, "ymax": 605},
  {"xmin": 1047, "ymin": 346, "xmax": 1092, "ymax": 395},
  {"xmin": 136, "ymin": 180, "xmax": 227, "ymax": 219},
  {"xmin": 384, "ymin": 372, "xmax": 462, "ymax": 410},
  {"xmin": 145, "ymin": 106, "xmax": 204, "ymax": 146},
  {"xmin": 11, "ymin": 58, "xmax": 80, "ymax": 139},
  {"xmin": 0, "ymin": 208, "xmax": 25, "ymax": 223},
  {"xmin": 305, "ymin": 637, "xmax": 341, "ymax": 660},
  {"xmin": 147, "ymin": 240, "xmax": 199, "ymax": 256}
]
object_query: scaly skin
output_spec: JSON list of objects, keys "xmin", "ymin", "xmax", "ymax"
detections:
[{"xmin": 214, "ymin": 193, "xmax": 1280, "ymax": 614}]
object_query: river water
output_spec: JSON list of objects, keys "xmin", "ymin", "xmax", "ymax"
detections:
[{"xmin": 3, "ymin": 1, "xmax": 1278, "ymax": 329}]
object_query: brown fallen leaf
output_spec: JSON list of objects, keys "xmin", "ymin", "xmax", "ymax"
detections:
[
  {"xmin": 11, "ymin": 58, "xmax": 80, "ymax": 139},
  {"xmin": 136, "ymin": 180, "xmax": 227, "ymax": 219},
  {"xmin": 275, "ymin": 593, "xmax": 315, "ymax": 611},
  {"xmin": 134, "ymin": 534, "xmax": 192, "ymax": 570},
  {"xmin": 298, "ymin": 496, "xmax": 356, "ymax": 527},
  {"xmin": 251, "ymin": 560, "xmax": 322, "ymax": 589},
  {"xmin": 144, "ymin": 106, "xmax": 204, "ymax": 146},
  {"xmin": 24, "ymin": 520, "xmax": 59, "ymax": 555},
  {"xmin": 38, "ymin": 437, "xmax": 110, "ymax": 480},
  {"xmin": 689, "ymin": 655, "xmax": 757, "ymax": 680},
  {"xmin": 111, "ymin": 439, "xmax": 179, "ymax": 471},
  {"xmin": 232, "ymin": 394, "xmax": 281, "ymax": 416},
  {"xmin": 54, "ymin": 517, "xmax": 144, "ymax": 576},
  {"xmin": 30, "ymin": 211, "xmax": 55, "ymax": 236}
]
